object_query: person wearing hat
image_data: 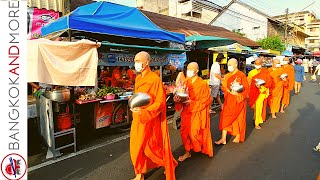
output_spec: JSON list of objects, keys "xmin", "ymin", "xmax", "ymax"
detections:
[
  {"xmin": 209, "ymin": 53, "xmax": 224, "ymax": 113},
  {"xmin": 294, "ymin": 59, "xmax": 306, "ymax": 94}
]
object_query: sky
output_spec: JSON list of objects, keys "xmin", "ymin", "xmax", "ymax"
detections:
[
  {"xmin": 211, "ymin": 0, "xmax": 320, "ymax": 18},
  {"xmin": 99, "ymin": 0, "xmax": 320, "ymax": 18}
]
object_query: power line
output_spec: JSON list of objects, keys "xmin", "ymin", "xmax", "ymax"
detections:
[{"xmin": 239, "ymin": 0, "xmax": 285, "ymax": 15}]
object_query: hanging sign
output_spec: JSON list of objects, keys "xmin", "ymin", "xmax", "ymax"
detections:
[
  {"xmin": 27, "ymin": 8, "xmax": 60, "ymax": 40},
  {"xmin": 98, "ymin": 52, "xmax": 169, "ymax": 66},
  {"xmin": 168, "ymin": 53, "xmax": 187, "ymax": 70}
]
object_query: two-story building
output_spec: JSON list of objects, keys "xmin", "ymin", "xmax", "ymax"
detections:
[
  {"xmin": 136, "ymin": 0, "xmax": 223, "ymax": 24},
  {"xmin": 273, "ymin": 11, "xmax": 316, "ymax": 52},
  {"xmin": 211, "ymin": 1, "xmax": 269, "ymax": 42},
  {"xmin": 305, "ymin": 20, "xmax": 320, "ymax": 52}
]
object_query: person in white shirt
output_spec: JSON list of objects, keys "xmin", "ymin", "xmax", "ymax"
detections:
[
  {"xmin": 313, "ymin": 63, "xmax": 320, "ymax": 84},
  {"xmin": 209, "ymin": 53, "xmax": 224, "ymax": 113}
]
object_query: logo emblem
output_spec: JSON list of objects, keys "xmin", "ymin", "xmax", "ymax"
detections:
[{"xmin": 1, "ymin": 154, "xmax": 27, "ymax": 180}]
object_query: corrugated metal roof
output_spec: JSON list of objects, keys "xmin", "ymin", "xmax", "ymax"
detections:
[
  {"xmin": 142, "ymin": 10, "xmax": 260, "ymax": 47},
  {"xmin": 27, "ymin": 0, "xmax": 70, "ymax": 14}
]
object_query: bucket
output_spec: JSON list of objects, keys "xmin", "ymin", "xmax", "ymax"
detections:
[{"xmin": 57, "ymin": 113, "xmax": 72, "ymax": 130}]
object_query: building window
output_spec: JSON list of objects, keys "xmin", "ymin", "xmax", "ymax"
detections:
[{"xmin": 309, "ymin": 39, "xmax": 315, "ymax": 43}]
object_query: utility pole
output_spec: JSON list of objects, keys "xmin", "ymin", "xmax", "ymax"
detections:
[
  {"xmin": 208, "ymin": 0, "xmax": 237, "ymax": 25},
  {"xmin": 284, "ymin": 8, "xmax": 289, "ymax": 48}
]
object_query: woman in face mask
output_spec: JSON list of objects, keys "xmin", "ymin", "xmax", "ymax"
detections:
[{"xmin": 293, "ymin": 59, "xmax": 306, "ymax": 94}]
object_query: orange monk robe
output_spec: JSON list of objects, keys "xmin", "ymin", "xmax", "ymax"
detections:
[
  {"xmin": 175, "ymin": 77, "xmax": 213, "ymax": 157},
  {"xmin": 130, "ymin": 68, "xmax": 177, "ymax": 180},
  {"xmin": 281, "ymin": 64, "xmax": 295, "ymax": 106},
  {"xmin": 111, "ymin": 67, "xmax": 122, "ymax": 87},
  {"xmin": 220, "ymin": 70, "xmax": 249, "ymax": 142},
  {"xmin": 154, "ymin": 69, "xmax": 161, "ymax": 77},
  {"xmin": 267, "ymin": 67, "xmax": 285, "ymax": 114},
  {"xmin": 247, "ymin": 68, "xmax": 274, "ymax": 121}
]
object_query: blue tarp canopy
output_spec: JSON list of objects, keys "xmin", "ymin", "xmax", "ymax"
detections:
[
  {"xmin": 41, "ymin": 2, "xmax": 185, "ymax": 43},
  {"xmin": 281, "ymin": 50, "xmax": 293, "ymax": 57}
]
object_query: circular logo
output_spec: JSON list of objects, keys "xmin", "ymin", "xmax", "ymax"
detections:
[{"xmin": 1, "ymin": 154, "xmax": 27, "ymax": 180}]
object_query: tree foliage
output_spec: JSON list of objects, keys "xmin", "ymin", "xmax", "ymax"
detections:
[
  {"xmin": 232, "ymin": 29, "xmax": 246, "ymax": 37},
  {"xmin": 257, "ymin": 36, "xmax": 285, "ymax": 52}
]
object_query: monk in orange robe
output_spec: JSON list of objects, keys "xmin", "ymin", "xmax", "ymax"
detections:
[
  {"xmin": 130, "ymin": 51, "xmax": 177, "ymax": 180},
  {"xmin": 280, "ymin": 57, "xmax": 295, "ymax": 113},
  {"xmin": 216, "ymin": 58, "xmax": 249, "ymax": 144},
  {"xmin": 267, "ymin": 59, "xmax": 287, "ymax": 119},
  {"xmin": 247, "ymin": 58, "xmax": 274, "ymax": 128},
  {"xmin": 173, "ymin": 62, "xmax": 213, "ymax": 162}
]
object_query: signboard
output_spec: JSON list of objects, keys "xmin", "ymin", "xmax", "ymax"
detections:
[
  {"xmin": 95, "ymin": 102, "xmax": 125, "ymax": 129},
  {"xmin": 98, "ymin": 52, "xmax": 169, "ymax": 66},
  {"xmin": 27, "ymin": 8, "xmax": 60, "ymax": 40},
  {"xmin": 213, "ymin": 52, "xmax": 228, "ymax": 64},
  {"xmin": 168, "ymin": 53, "xmax": 187, "ymax": 70}
]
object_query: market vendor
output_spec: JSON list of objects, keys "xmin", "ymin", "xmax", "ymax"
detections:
[
  {"xmin": 100, "ymin": 66, "xmax": 112, "ymax": 86},
  {"xmin": 111, "ymin": 66, "xmax": 129, "ymax": 87},
  {"xmin": 127, "ymin": 66, "xmax": 136, "ymax": 82}
]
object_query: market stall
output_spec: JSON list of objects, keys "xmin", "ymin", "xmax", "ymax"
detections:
[
  {"xmin": 28, "ymin": 38, "xmax": 100, "ymax": 158},
  {"xmin": 185, "ymin": 35, "xmax": 236, "ymax": 81},
  {"xmin": 209, "ymin": 43, "xmax": 255, "ymax": 75},
  {"xmin": 39, "ymin": 1, "xmax": 186, "ymax": 139}
]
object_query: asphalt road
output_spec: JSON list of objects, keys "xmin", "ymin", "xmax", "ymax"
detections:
[{"xmin": 29, "ymin": 78, "xmax": 320, "ymax": 180}]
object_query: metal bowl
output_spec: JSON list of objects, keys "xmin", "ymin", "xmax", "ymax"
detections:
[
  {"xmin": 255, "ymin": 78, "xmax": 266, "ymax": 86},
  {"xmin": 128, "ymin": 93, "xmax": 151, "ymax": 109},
  {"xmin": 280, "ymin": 73, "xmax": 288, "ymax": 79},
  {"xmin": 230, "ymin": 84, "xmax": 244, "ymax": 93},
  {"xmin": 175, "ymin": 92, "xmax": 188, "ymax": 103},
  {"xmin": 44, "ymin": 88, "xmax": 70, "ymax": 102}
]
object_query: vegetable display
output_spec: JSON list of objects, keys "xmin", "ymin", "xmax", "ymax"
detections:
[{"xmin": 97, "ymin": 85, "xmax": 123, "ymax": 97}]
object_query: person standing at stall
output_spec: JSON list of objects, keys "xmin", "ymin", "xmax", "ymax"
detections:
[
  {"xmin": 216, "ymin": 58, "xmax": 249, "ymax": 144},
  {"xmin": 268, "ymin": 59, "xmax": 286, "ymax": 119},
  {"xmin": 247, "ymin": 58, "xmax": 273, "ymax": 129},
  {"xmin": 209, "ymin": 53, "xmax": 224, "ymax": 113},
  {"xmin": 130, "ymin": 51, "xmax": 177, "ymax": 180},
  {"xmin": 280, "ymin": 57, "xmax": 295, "ymax": 113},
  {"xmin": 173, "ymin": 62, "xmax": 213, "ymax": 162},
  {"xmin": 294, "ymin": 59, "xmax": 306, "ymax": 94},
  {"xmin": 111, "ymin": 66, "xmax": 128, "ymax": 87}
]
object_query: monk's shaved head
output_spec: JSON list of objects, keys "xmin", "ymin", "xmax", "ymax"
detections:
[
  {"xmin": 273, "ymin": 58, "xmax": 280, "ymax": 64},
  {"xmin": 187, "ymin": 62, "xmax": 199, "ymax": 71},
  {"xmin": 228, "ymin": 58, "xmax": 238, "ymax": 66},
  {"xmin": 283, "ymin": 57, "xmax": 290, "ymax": 62},
  {"xmin": 254, "ymin": 58, "xmax": 263, "ymax": 65},
  {"xmin": 134, "ymin": 51, "xmax": 151, "ymax": 63}
]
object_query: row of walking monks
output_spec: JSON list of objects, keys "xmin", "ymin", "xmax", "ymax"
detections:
[{"xmin": 129, "ymin": 51, "xmax": 295, "ymax": 180}]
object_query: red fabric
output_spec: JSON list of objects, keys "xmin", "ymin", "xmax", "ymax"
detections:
[{"xmin": 111, "ymin": 67, "xmax": 121, "ymax": 87}]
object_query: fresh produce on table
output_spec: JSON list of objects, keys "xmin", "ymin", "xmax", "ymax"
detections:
[{"xmin": 97, "ymin": 85, "xmax": 124, "ymax": 98}]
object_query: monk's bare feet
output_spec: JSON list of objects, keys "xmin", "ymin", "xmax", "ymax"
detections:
[
  {"xmin": 280, "ymin": 110, "xmax": 285, "ymax": 113},
  {"xmin": 210, "ymin": 110, "xmax": 216, "ymax": 114},
  {"xmin": 178, "ymin": 152, "xmax": 191, "ymax": 162},
  {"xmin": 132, "ymin": 174, "xmax": 144, "ymax": 180},
  {"xmin": 215, "ymin": 139, "xmax": 226, "ymax": 145},
  {"xmin": 233, "ymin": 135, "xmax": 240, "ymax": 143},
  {"xmin": 271, "ymin": 114, "xmax": 277, "ymax": 119},
  {"xmin": 255, "ymin": 125, "xmax": 261, "ymax": 130}
]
